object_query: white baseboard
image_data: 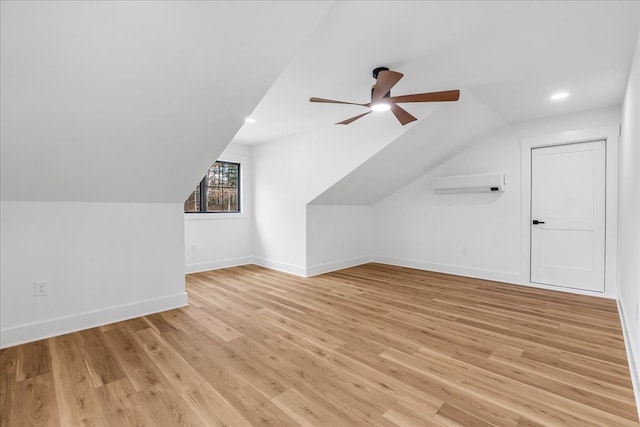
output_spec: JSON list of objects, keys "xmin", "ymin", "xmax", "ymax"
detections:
[
  {"xmin": 617, "ymin": 300, "xmax": 640, "ymax": 420},
  {"xmin": 0, "ymin": 292, "xmax": 188, "ymax": 349},
  {"xmin": 305, "ymin": 256, "xmax": 372, "ymax": 277},
  {"xmin": 187, "ymin": 256, "xmax": 371, "ymax": 278},
  {"xmin": 185, "ymin": 257, "xmax": 253, "ymax": 274},
  {"xmin": 372, "ymin": 255, "xmax": 615, "ymax": 299},
  {"xmin": 251, "ymin": 257, "xmax": 307, "ymax": 277},
  {"xmin": 372, "ymin": 255, "xmax": 521, "ymax": 284}
]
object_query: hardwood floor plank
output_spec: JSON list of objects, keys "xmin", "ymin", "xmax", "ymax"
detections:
[
  {"xmin": 94, "ymin": 378, "xmax": 147, "ymax": 427},
  {"xmin": 102, "ymin": 326, "xmax": 170, "ymax": 393},
  {"xmin": 160, "ymin": 328, "xmax": 248, "ymax": 394},
  {"xmin": 383, "ymin": 405, "xmax": 439, "ymax": 427},
  {"xmin": 128, "ymin": 387, "xmax": 202, "ymax": 427},
  {"xmin": 488, "ymin": 346, "xmax": 636, "ymax": 404},
  {"xmin": 271, "ymin": 387, "xmax": 345, "ymax": 427},
  {"xmin": 241, "ymin": 335, "xmax": 397, "ymax": 425},
  {"xmin": 386, "ymin": 345, "xmax": 637, "ymax": 426},
  {"xmin": 9, "ymin": 373, "xmax": 60, "ymax": 427},
  {"xmin": 78, "ymin": 328, "xmax": 127, "ymax": 388},
  {"xmin": 256, "ymin": 307, "xmax": 347, "ymax": 350},
  {"xmin": 0, "ymin": 346, "xmax": 18, "ymax": 377},
  {"xmin": 49, "ymin": 334, "xmax": 104, "ymax": 426},
  {"xmin": 451, "ymin": 349, "xmax": 638, "ymax": 421},
  {"xmin": 16, "ymin": 340, "xmax": 51, "ymax": 381},
  {"xmin": 1, "ymin": 263, "xmax": 637, "ymax": 426},
  {"xmin": 433, "ymin": 402, "xmax": 496, "ymax": 427},
  {"xmin": 133, "ymin": 328, "xmax": 207, "ymax": 394},
  {"xmin": 0, "ymin": 372, "xmax": 15, "ymax": 427},
  {"xmin": 144, "ymin": 312, "xmax": 178, "ymax": 334},
  {"xmin": 215, "ymin": 383, "xmax": 298, "ymax": 426},
  {"xmin": 181, "ymin": 305, "xmax": 243, "ymax": 342},
  {"xmin": 336, "ymin": 345, "xmax": 523, "ymax": 426},
  {"xmin": 522, "ymin": 348, "xmax": 634, "ymax": 388},
  {"xmin": 182, "ymin": 382, "xmax": 253, "ymax": 427}
]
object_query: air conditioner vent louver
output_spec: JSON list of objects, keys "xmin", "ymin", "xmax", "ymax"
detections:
[{"xmin": 432, "ymin": 173, "xmax": 505, "ymax": 194}]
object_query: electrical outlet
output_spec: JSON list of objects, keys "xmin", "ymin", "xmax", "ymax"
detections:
[
  {"xmin": 191, "ymin": 245, "xmax": 196, "ymax": 253},
  {"xmin": 34, "ymin": 281, "xmax": 48, "ymax": 297},
  {"xmin": 462, "ymin": 246, "xmax": 469, "ymax": 255}
]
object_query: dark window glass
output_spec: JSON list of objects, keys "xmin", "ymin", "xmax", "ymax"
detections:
[
  {"xmin": 184, "ymin": 183, "xmax": 200, "ymax": 213},
  {"xmin": 184, "ymin": 161, "xmax": 240, "ymax": 213}
]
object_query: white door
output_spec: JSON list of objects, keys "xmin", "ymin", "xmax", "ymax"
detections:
[{"xmin": 530, "ymin": 140, "xmax": 606, "ymax": 292}]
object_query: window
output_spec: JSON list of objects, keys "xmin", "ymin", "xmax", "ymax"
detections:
[{"xmin": 184, "ymin": 161, "xmax": 240, "ymax": 213}]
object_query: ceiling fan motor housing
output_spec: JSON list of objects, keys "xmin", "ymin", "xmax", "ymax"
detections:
[{"xmin": 372, "ymin": 66, "xmax": 390, "ymax": 79}]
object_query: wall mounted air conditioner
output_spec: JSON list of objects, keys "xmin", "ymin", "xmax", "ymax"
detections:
[{"xmin": 432, "ymin": 172, "xmax": 505, "ymax": 194}]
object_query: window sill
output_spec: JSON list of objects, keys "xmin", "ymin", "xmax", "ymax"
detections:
[{"xmin": 184, "ymin": 212, "xmax": 247, "ymax": 221}]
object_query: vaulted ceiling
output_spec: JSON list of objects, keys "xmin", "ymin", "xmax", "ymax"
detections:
[
  {"xmin": 235, "ymin": 1, "xmax": 639, "ymax": 144},
  {"xmin": 2, "ymin": 1, "xmax": 638, "ymax": 204}
]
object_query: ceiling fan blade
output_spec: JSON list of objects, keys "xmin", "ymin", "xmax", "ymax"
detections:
[
  {"xmin": 390, "ymin": 104, "xmax": 417, "ymax": 126},
  {"xmin": 310, "ymin": 97, "xmax": 368, "ymax": 107},
  {"xmin": 336, "ymin": 111, "xmax": 371, "ymax": 125},
  {"xmin": 371, "ymin": 70, "xmax": 404, "ymax": 102},
  {"xmin": 389, "ymin": 90, "xmax": 460, "ymax": 104}
]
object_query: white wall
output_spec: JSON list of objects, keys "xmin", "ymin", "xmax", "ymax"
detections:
[
  {"xmin": 252, "ymin": 118, "xmax": 411, "ymax": 276},
  {"xmin": 306, "ymin": 205, "xmax": 372, "ymax": 276},
  {"xmin": 0, "ymin": 1, "xmax": 333, "ymax": 349},
  {"xmin": 185, "ymin": 144, "xmax": 253, "ymax": 273},
  {"xmin": 0, "ymin": 202, "xmax": 186, "ymax": 348},
  {"xmin": 618, "ymin": 27, "xmax": 640, "ymax": 402},
  {"xmin": 372, "ymin": 106, "xmax": 621, "ymax": 295}
]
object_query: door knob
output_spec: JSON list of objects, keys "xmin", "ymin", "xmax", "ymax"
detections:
[{"xmin": 532, "ymin": 220, "xmax": 545, "ymax": 225}]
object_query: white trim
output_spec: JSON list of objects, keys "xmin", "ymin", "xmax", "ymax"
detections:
[
  {"xmin": 306, "ymin": 256, "xmax": 371, "ymax": 277},
  {"xmin": 617, "ymin": 299, "xmax": 640, "ymax": 420},
  {"xmin": 0, "ymin": 292, "xmax": 188, "ymax": 349},
  {"xmin": 251, "ymin": 257, "xmax": 307, "ymax": 277},
  {"xmin": 184, "ymin": 212, "xmax": 248, "ymax": 221},
  {"xmin": 186, "ymin": 257, "xmax": 253, "ymax": 274},
  {"xmin": 372, "ymin": 256, "xmax": 616, "ymax": 299},
  {"xmin": 520, "ymin": 126, "xmax": 619, "ymax": 299},
  {"xmin": 372, "ymin": 256, "xmax": 521, "ymax": 284}
]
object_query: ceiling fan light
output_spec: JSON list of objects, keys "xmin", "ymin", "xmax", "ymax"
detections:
[
  {"xmin": 371, "ymin": 103, "xmax": 391, "ymax": 112},
  {"xmin": 550, "ymin": 91, "xmax": 569, "ymax": 101}
]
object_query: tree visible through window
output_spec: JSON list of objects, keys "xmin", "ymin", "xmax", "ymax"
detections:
[{"xmin": 184, "ymin": 161, "xmax": 240, "ymax": 213}]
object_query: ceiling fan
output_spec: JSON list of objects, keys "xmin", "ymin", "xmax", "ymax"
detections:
[{"xmin": 310, "ymin": 67, "xmax": 460, "ymax": 126}]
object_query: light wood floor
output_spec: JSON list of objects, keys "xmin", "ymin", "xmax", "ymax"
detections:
[{"xmin": 1, "ymin": 263, "xmax": 638, "ymax": 426}]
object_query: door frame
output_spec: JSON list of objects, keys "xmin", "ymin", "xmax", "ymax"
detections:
[{"xmin": 520, "ymin": 126, "xmax": 619, "ymax": 298}]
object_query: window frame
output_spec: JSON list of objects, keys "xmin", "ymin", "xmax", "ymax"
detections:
[{"xmin": 184, "ymin": 160, "xmax": 243, "ymax": 217}]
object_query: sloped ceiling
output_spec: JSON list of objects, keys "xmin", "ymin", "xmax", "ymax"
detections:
[
  {"xmin": 309, "ymin": 90, "xmax": 506, "ymax": 205},
  {"xmin": 234, "ymin": 1, "xmax": 639, "ymax": 145},
  {"xmin": 235, "ymin": 1, "xmax": 638, "ymax": 206},
  {"xmin": 0, "ymin": 1, "xmax": 333, "ymax": 202},
  {"xmin": 2, "ymin": 2, "xmax": 639, "ymax": 205}
]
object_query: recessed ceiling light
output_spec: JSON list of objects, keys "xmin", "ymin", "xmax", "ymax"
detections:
[
  {"xmin": 244, "ymin": 117, "xmax": 256, "ymax": 123},
  {"xmin": 550, "ymin": 91, "xmax": 569, "ymax": 101},
  {"xmin": 371, "ymin": 103, "xmax": 391, "ymax": 112}
]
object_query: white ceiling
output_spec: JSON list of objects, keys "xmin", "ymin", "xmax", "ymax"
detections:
[
  {"xmin": 1, "ymin": 1, "xmax": 638, "ymax": 204},
  {"xmin": 234, "ymin": 1, "xmax": 640, "ymax": 145}
]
